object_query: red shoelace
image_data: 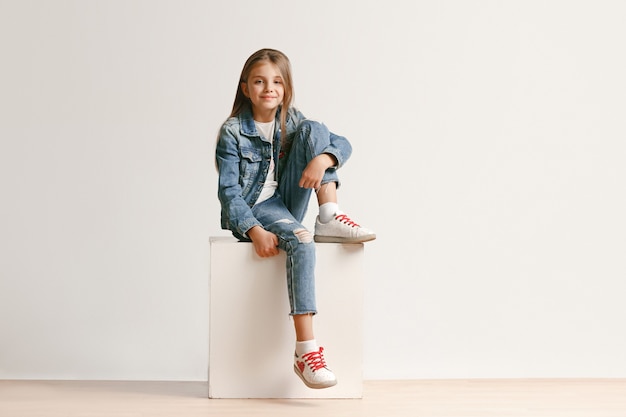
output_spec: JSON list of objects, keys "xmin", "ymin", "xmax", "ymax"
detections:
[
  {"xmin": 335, "ymin": 214, "xmax": 360, "ymax": 228},
  {"xmin": 302, "ymin": 347, "xmax": 328, "ymax": 372}
]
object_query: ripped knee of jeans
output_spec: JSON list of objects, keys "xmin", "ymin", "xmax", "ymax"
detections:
[{"xmin": 293, "ymin": 228, "xmax": 313, "ymax": 243}]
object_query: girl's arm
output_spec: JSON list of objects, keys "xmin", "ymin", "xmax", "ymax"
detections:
[
  {"xmin": 216, "ymin": 124, "xmax": 280, "ymax": 257},
  {"xmin": 215, "ymin": 124, "xmax": 262, "ymax": 238}
]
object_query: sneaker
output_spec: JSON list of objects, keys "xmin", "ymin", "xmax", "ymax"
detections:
[
  {"xmin": 314, "ymin": 213, "xmax": 376, "ymax": 243},
  {"xmin": 293, "ymin": 347, "xmax": 337, "ymax": 389}
]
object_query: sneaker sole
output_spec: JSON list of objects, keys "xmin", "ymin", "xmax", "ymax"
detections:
[
  {"xmin": 313, "ymin": 234, "xmax": 377, "ymax": 244},
  {"xmin": 293, "ymin": 365, "xmax": 338, "ymax": 389}
]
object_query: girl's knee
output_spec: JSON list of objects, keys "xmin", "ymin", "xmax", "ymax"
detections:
[
  {"xmin": 293, "ymin": 227, "xmax": 314, "ymax": 244},
  {"xmin": 284, "ymin": 228, "xmax": 315, "ymax": 255}
]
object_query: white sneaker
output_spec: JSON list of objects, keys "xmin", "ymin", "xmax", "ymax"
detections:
[
  {"xmin": 314, "ymin": 213, "xmax": 376, "ymax": 243},
  {"xmin": 293, "ymin": 347, "xmax": 337, "ymax": 389}
]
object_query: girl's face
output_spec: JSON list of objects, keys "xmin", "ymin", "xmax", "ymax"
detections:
[{"xmin": 242, "ymin": 61, "xmax": 284, "ymax": 121}]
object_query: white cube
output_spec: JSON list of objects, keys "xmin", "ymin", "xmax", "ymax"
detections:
[{"xmin": 208, "ymin": 237, "xmax": 364, "ymax": 398}]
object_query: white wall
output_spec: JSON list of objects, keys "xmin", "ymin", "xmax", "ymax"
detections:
[{"xmin": 1, "ymin": 0, "xmax": 625, "ymax": 380}]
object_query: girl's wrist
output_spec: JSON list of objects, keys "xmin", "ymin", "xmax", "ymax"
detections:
[{"xmin": 319, "ymin": 153, "xmax": 337, "ymax": 168}]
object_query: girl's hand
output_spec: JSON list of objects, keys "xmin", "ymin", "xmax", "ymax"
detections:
[
  {"xmin": 248, "ymin": 226, "xmax": 280, "ymax": 258},
  {"xmin": 299, "ymin": 154, "xmax": 336, "ymax": 190}
]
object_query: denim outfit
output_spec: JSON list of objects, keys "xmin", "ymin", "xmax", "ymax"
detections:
[{"xmin": 216, "ymin": 107, "xmax": 352, "ymax": 315}]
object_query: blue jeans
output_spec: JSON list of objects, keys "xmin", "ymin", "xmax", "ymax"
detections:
[{"xmin": 245, "ymin": 121, "xmax": 340, "ymax": 315}]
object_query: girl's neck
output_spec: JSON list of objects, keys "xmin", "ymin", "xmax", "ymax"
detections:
[{"xmin": 252, "ymin": 108, "xmax": 277, "ymax": 123}]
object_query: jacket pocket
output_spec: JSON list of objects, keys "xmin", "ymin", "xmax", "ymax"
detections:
[
  {"xmin": 241, "ymin": 147, "xmax": 263, "ymax": 163},
  {"xmin": 239, "ymin": 147, "xmax": 263, "ymax": 196}
]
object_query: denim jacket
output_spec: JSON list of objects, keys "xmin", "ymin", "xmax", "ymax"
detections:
[{"xmin": 216, "ymin": 106, "xmax": 352, "ymax": 237}]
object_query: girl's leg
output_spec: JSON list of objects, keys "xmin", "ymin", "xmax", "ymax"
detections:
[
  {"xmin": 279, "ymin": 120, "xmax": 376, "ymax": 243},
  {"xmin": 315, "ymin": 181, "xmax": 337, "ymax": 205},
  {"xmin": 251, "ymin": 196, "xmax": 337, "ymax": 389},
  {"xmin": 251, "ymin": 195, "xmax": 317, "ymax": 316},
  {"xmin": 278, "ymin": 120, "xmax": 340, "ymax": 223},
  {"xmin": 293, "ymin": 313, "xmax": 314, "ymax": 341}
]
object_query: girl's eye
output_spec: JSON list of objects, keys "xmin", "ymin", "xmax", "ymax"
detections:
[
  {"xmin": 254, "ymin": 80, "xmax": 263, "ymax": 84},
  {"xmin": 274, "ymin": 80, "xmax": 282, "ymax": 84}
]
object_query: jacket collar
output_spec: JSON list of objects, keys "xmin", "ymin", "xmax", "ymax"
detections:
[
  {"xmin": 239, "ymin": 108, "xmax": 257, "ymax": 137},
  {"xmin": 239, "ymin": 107, "xmax": 283, "ymax": 138}
]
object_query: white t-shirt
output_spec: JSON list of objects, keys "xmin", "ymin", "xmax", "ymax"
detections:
[{"xmin": 254, "ymin": 120, "xmax": 277, "ymax": 204}]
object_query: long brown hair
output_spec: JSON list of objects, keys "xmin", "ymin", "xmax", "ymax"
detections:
[{"xmin": 230, "ymin": 48, "xmax": 294, "ymax": 144}]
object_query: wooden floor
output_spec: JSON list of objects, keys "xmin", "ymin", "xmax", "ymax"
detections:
[{"xmin": 1, "ymin": 379, "xmax": 625, "ymax": 417}]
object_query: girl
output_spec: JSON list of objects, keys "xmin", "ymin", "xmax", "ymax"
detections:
[{"xmin": 215, "ymin": 48, "xmax": 375, "ymax": 389}]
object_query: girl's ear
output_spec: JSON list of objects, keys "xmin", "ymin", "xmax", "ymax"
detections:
[{"xmin": 241, "ymin": 82, "xmax": 249, "ymax": 98}]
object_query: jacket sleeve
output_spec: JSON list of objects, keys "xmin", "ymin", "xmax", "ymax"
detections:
[
  {"xmin": 215, "ymin": 124, "xmax": 262, "ymax": 237},
  {"xmin": 324, "ymin": 130, "xmax": 352, "ymax": 168}
]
